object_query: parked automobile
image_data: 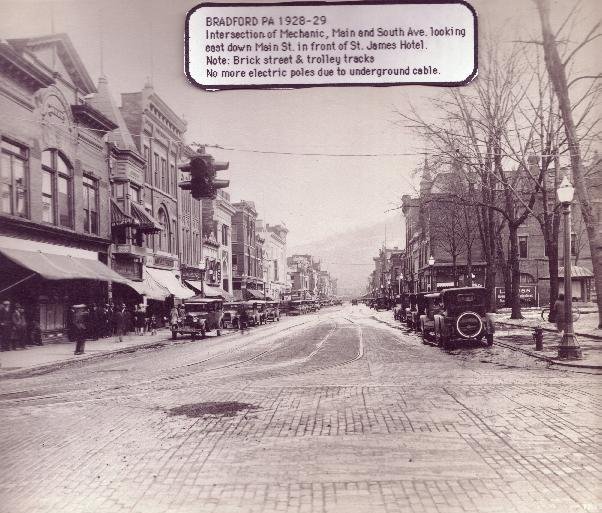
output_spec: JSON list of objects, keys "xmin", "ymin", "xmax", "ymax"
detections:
[
  {"xmin": 375, "ymin": 297, "xmax": 389, "ymax": 311},
  {"xmin": 419, "ymin": 293, "xmax": 442, "ymax": 342},
  {"xmin": 288, "ymin": 300, "xmax": 304, "ymax": 315},
  {"xmin": 411, "ymin": 293, "xmax": 428, "ymax": 332},
  {"xmin": 265, "ymin": 301, "xmax": 280, "ymax": 322},
  {"xmin": 351, "ymin": 299, "xmax": 358, "ymax": 306},
  {"xmin": 222, "ymin": 301, "xmax": 243, "ymax": 329},
  {"xmin": 405, "ymin": 293, "xmax": 417, "ymax": 328},
  {"xmin": 433, "ymin": 287, "xmax": 495, "ymax": 349},
  {"xmin": 172, "ymin": 297, "xmax": 223, "ymax": 339},
  {"xmin": 245, "ymin": 301, "xmax": 264, "ymax": 325}
]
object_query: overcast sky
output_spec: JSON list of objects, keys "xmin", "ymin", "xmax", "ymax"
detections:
[{"xmin": 1, "ymin": 0, "xmax": 599, "ymax": 249}]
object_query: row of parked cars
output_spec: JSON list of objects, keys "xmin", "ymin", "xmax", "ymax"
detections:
[
  {"xmin": 393, "ymin": 287, "xmax": 495, "ymax": 349},
  {"xmin": 170, "ymin": 297, "xmax": 343, "ymax": 340}
]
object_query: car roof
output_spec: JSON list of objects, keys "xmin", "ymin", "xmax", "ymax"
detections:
[{"xmin": 185, "ymin": 297, "xmax": 223, "ymax": 303}]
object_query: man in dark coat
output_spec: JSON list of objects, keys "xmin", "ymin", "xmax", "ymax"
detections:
[
  {"xmin": 0, "ymin": 300, "xmax": 11, "ymax": 351},
  {"xmin": 73, "ymin": 306, "xmax": 88, "ymax": 355},
  {"xmin": 113, "ymin": 304, "xmax": 126, "ymax": 342}
]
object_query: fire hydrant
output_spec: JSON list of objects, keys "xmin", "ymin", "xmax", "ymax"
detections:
[{"xmin": 533, "ymin": 326, "xmax": 544, "ymax": 351}]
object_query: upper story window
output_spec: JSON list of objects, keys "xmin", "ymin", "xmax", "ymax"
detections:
[
  {"xmin": 82, "ymin": 175, "xmax": 99, "ymax": 234},
  {"xmin": 153, "ymin": 153, "xmax": 159, "ymax": 187},
  {"xmin": 129, "ymin": 184, "xmax": 141, "ymax": 204},
  {"xmin": 221, "ymin": 224, "xmax": 229, "ymax": 245},
  {"xmin": 157, "ymin": 207, "xmax": 170, "ymax": 252},
  {"xmin": 143, "ymin": 145, "xmax": 150, "ymax": 183},
  {"xmin": 0, "ymin": 138, "xmax": 28, "ymax": 218},
  {"xmin": 518, "ymin": 235, "xmax": 528, "ymax": 259},
  {"xmin": 161, "ymin": 157, "xmax": 167, "ymax": 192},
  {"xmin": 571, "ymin": 233, "xmax": 577, "ymax": 256},
  {"xmin": 42, "ymin": 149, "xmax": 72, "ymax": 228}
]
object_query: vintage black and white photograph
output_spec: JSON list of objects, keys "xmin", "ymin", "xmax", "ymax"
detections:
[{"xmin": 0, "ymin": 0, "xmax": 600, "ymax": 512}]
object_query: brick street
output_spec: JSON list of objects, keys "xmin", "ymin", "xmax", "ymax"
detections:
[{"xmin": 0, "ymin": 305, "xmax": 600, "ymax": 513}]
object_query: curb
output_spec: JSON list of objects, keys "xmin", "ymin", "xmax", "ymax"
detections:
[
  {"xmin": 494, "ymin": 321, "xmax": 602, "ymax": 341},
  {"xmin": 371, "ymin": 314, "xmax": 602, "ymax": 371},
  {"xmin": 0, "ymin": 329, "xmax": 239, "ymax": 379}
]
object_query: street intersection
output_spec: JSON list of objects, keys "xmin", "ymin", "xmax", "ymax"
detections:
[{"xmin": 0, "ymin": 305, "xmax": 600, "ymax": 513}]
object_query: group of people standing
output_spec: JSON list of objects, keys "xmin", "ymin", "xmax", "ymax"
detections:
[{"xmin": 0, "ymin": 300, "xmax": 40, "ymax": 351}]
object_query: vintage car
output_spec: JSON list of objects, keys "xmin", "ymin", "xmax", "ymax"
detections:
[
  {"xmin": 288, "ymin": 300, "xmax": 304, "ymax": 315},
  {"xmin": 404, "ymin": 293, "xmax": 416, "ymax": 327},
  {"xmin": 410, "ymin": 293, "xmax": 428, "ymax": 331},
  {"xmin": 433, "ymin": 287, "xmax": 495, "ymax": 349},
  {"xmin": 265, "ymin": 300, "xmax": 281, "ymax": 322},
  {"xmin": 222, "ymin": 301, "xmax": 244, "ymax": 329},
  {"xmin": 172, "ymin": 297, "xmax": 223, "ymax": 339},
  {"xmin": 244, "ymin": 301, "xmax": 264, "ymax": 326},
  {"xmin": 395, "ymin": 293, "xmax": 410, "ymax": 322},
  {"xmin": 374, "ymin": 297, "xmax": 389, "ymax": 311},
  {"xmin": 351, "ymin": 299, "xmax": 358, "ymax": 306},
  {"xmin": 419, "ymin": 293, "xmax": 442, "ymax": 342}
]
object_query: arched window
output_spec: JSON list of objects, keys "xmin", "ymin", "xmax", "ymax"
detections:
[
  {"xmin": 157, "ymin": 207, "xmax": 170, "ymax": 252},
  {"xmin": 41, "ymin": 149, "xmax": 72, "ymax": 228},
  {"xmin": 520, "ymin": 273, "xmax": 536, "ymax": 284}
]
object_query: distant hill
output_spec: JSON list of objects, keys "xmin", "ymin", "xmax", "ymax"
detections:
[{"xmin": 289, "ymin": 217, "xmax": 404, "ymax": 297}]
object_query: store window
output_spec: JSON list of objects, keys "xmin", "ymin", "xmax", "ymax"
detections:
[
  {"xmin": 82, "ymin": 175, "xmax": 99, "ymax": 234},
  {"xmin": 0, "ymin": 138, "xmax": 28, "ymax": 217},
  {"xmin": 518, "ymin": 235, "xmax": 528, "ymax": 259},
  {"xmin": 41, "ymin": 149, "xmax": 72, "ymax": 228}
]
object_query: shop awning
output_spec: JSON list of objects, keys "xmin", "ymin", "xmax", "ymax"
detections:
[
  {"xmin": 559, "ymin": 266, "xmax": 594, "ymax": 278},
  {"xmin": 130, "ymin": 202, "xmax": 163, "ymax": 233},
  {"xmin": 146, "ymin": 267, "xmax": 194, "ymax": 299},
  {"xmin": 110, "ymin": 199, "xmax": 135, "ymax": 227},
  {"xmin": 0, "ymin": 247, "xmax": 132, "ymax": 283},
  {"xmin": 244, "ymin": 289, "xmax": 266, "ymax": 300},
  {"xmin": 204, "ymin": 285, "xmax": 234, "ymax": 301},
  {"xmin": 184, "ymin": 280, "xmax": 204, "ymax": 294},
  {"xmin": 127, "ymin": 270, "xmax": 171, "ymax": 300}
]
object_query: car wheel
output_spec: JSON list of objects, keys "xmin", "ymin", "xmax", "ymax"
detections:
[
  {"xmin": 486, "ymin": 333, "xmax": 494, "ymax": 346},
  {"xmin": 233, "ymin": 319, "xmax": 239, "ymax": 329},
  {"xmin": 171, "ymin": 331, "xmax": 177, "ymax": 340},
  {"xmin": 191, "ymin": 333, "xmax": 196, "ymax": 341},
  {"xmin": 201, "ymin": 328, "xmax": 206, "ymax": 339}
]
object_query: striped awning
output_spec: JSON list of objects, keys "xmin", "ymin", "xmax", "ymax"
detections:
[
  {"xmin": 558, "ymin": 266, "xmax": 594, "ymax": 278},
  {"xmin": 130, "ymin": 202, "xmax": 163, "ymax": 233},
  {"xmin": 110, "ymin": 199, "xmax": 134, "ymax": 227}
]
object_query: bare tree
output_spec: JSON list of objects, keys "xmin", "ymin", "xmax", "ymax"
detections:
[{"xmin": 533, "ymin": 0, "xmax": 602, "ymax": 327}]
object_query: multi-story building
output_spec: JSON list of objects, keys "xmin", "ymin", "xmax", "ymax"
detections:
[
  {"xmin": 231, "ymin": 200, "xmax": 263, "ymax": 299},
  {"xmin": 288, "ymin": 254, "xmax": 315, "ymax": 299},
  {"xmin": 401, "ymin": 161, "xmax": 486, "ymax": 294},
  {"xmin": 0, "ymin": 34, "xmax": 137, "ymax": 342},
  {"xmin": 201, "ymin": 189, "xmax": 235, "ymax": 297},
  {"xmin": 87, "ymin": 75, "xmax": 167, "ymax": 304},
  {"xmin": 258, "ymin": 221, "xmax": 289, "ymax": 300},
  {"xmin": 119, "ymin": 81, "xmax": 193, "ymax": 303}
]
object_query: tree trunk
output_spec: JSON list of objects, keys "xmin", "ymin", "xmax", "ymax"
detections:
[
  {"xmin": 547, "ymin": 238, "xmax": 560, "ymax": 321},
  {"xmin": 508, "ymin": 224, "xmax": 524, "ymax": 319},
  {"xmin": 535, "ymin": 0, "xmax": 602, "ymax": 327}
]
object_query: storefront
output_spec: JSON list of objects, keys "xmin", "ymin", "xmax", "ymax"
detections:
[{"xmin": 0, "ymin": 242, "xmax": 138, "ymax": 343}]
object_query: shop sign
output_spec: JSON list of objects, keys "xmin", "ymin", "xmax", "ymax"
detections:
[
  {"xmin": 181, "ymin": 266, "xmax": 203, "ymax": 281},
  {"xmin": 495, "ymin": 286, "xmax": 537, "ymax": 307},
  {"xmin": 112, "ymin": 259, "xmax": 142, "ymax": 281},
  {"xmin": 152, "ymin": 255, "xmax": 175, "ymax": 268}
]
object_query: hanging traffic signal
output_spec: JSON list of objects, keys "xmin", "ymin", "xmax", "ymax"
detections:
[{"xmin": 179, "ymin": 150, "xmax": 229, "ymax": 200}]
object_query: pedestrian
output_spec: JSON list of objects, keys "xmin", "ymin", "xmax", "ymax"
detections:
[
  {"xmin": 238, "ymin": 305, "xmax": 249, "ymax": 334},
  {"xmin": 0, "ymin": 300, "xmax": 11, "ymax": 351},
  {"xmin": 73, "ymin": 305, "xmax": 88, "ymax": 355},
  {"xmin": 554, "ymin": 293, "xmax": 566, "ymax": 337},
  {"xmin": 149, "ymin": 314, "xmax": 158, "ymax": 336},
  {"xmin": 30, "ymin": 319, "xmax": 43, "ymax": 346},
  {"xmin": 87, "ymin": 303, "xmax": 99, "ymax": 340},
  {"xmin": 135, "ymin": 305, "xmax": 146, "ymax": 336},
  {"xmin": 113, "ymin": 303, "xmax": 126, "ymax": 342},
  {"xmin": 11, "ymin": 303, "xmax": 26, "ymax": 350}
]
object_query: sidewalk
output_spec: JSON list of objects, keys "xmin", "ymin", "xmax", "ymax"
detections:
[
  {"xmin": 0, "ymin": 329, "xmax": 176, "ymax": 377},
  {"xmin": 369, "ymin": 307, "xmax": 602, "ymax": 370}
]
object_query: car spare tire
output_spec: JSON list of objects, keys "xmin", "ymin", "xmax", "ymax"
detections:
[{"xmin": 456, "ymin": 312, "xmax": 483, "ymax": 338}]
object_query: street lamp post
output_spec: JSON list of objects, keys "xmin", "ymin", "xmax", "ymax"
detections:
[
  {"xmin": 557, "ymin": 176, "xmax": 582, "ymax": 359},
  {"xmin": 428, "ymin": 255, "xmax": 435, "ymax": 292}
]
